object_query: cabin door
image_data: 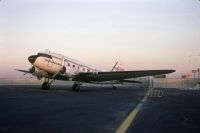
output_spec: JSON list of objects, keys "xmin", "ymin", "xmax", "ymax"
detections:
[{"xmin": 47, "ymin": 58, "xmax": 53, "ymax": 67}]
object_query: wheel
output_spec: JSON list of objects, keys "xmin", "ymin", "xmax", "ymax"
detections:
[
  {"xmin": 42, "ymin": 82, "xmax": 50, "ymax": 90},
  {"xmin": 72, "ymin": 83, "xmax": 80, "ymax": 92},
  {"xmin": 76, "ymin": 85, "xmax": 80, "ymax": 92},
  {"xmin": 72, "ymin": 83, "xmax": 76, "ymax": 91},
  {"xmin": 112, "ymin": 86, "xmax": 117, "ymax": 90}
]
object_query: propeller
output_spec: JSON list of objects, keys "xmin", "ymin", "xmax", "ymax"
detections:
[
  {"xmin": 15, "ymin": 66, "xmax": 36, "ymax": 80},
  {"xmin": 21, "ymin": 66, "xmax": 35, "ymax": 75}
]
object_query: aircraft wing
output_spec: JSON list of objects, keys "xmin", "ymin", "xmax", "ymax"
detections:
[{"xmin": 73, "ymin": 70, "xmax": 175, "ymax": 82}]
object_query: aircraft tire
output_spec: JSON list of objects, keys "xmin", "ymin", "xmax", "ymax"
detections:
[
  {"xmin": 113, "ymin": 86, "xmax": 117, "ymax": 90},
  {"xmin": 42, "ymin": 82, "xmax": 50, "ymax": 90},
  {"xmin": 72, "ymin": 83, "xmax": 80, "ymax": 92}
]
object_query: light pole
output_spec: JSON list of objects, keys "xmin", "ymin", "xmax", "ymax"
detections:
[{"xmin": 189, "ymin": 54, "xmax": 200, "ymax": 86}]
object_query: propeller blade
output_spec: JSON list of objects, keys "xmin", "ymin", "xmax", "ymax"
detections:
[
  {"xmin": 15, "ymin": 66, "xmax": 35, "ymax": 75},
  {"xmin": 23, "ymin": 72, "xmax": 28, "ymax": 76},
  {"xmin": 15, "ymin": 69, "xmax": 29, "ymax": 73}
]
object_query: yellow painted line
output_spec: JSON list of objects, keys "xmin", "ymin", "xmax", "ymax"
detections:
[{"xmin": 115, "ymin": 88, "xmax": 153, "ymax": 133}]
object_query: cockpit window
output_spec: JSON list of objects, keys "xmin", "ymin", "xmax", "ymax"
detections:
[{"xmin": 37, "ymin": 53, "xmax": 52, "ymax": 59}]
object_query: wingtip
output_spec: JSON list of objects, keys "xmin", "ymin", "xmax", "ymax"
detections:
[
  {"xmin": 168, "ymin": 69, "xmax": 176, "ymax": 73},
  {"xmin": 172, "ymin": 70, "xmax": 176, "ymax": 72}
]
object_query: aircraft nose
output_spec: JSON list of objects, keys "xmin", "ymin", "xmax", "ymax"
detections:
[{"xmin": 28, "ymin": 55, "xmax": 38, "ymax": 64}]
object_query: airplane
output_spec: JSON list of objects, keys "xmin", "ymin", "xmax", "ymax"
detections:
[{"xmin": 16, "ymin": 50, "xmax": 175, "ymax": 91}]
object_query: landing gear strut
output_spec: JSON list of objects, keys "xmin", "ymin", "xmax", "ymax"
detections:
[
  {"xmin": 72, "ymin": 82, "xmax": 81, "ymax": 92},
  {"xmin": 42, "ymin": 78, "xmax": 50, "ymax": 90}
]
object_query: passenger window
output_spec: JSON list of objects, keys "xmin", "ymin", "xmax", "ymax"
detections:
[{"xmin": 68, "ymin": 63, "xmax": 70, "ymax": 66}]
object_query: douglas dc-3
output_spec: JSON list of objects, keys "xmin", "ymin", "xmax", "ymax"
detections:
[{"xmin": 16, "ymin": 50, "xmax": 175, "ymax": 91}]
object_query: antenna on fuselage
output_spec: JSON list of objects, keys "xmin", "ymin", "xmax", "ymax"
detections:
[
  {"xmin": 111, "ymin": 60, "xmax": 125, "ymax": 72},
  {"xmin": 111, "ymin": 61, "xmax": 118, "ymax": 71},
  {"xmin": 45, "ymin": 49, "xmax": 50, "ymax": 54}
]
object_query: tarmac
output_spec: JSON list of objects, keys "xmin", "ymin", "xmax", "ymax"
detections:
[{"xmin": 0, "ymin": 85, "xmax": 200, "ymax": 133}]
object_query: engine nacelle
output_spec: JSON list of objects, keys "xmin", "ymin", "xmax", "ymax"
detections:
[
  {"xmin": 36, "ymin": 74, "xmax": 43, "ymax": 80},
  {"xmin": 34, "ymin": 68, "xmax": 48, "ymax": 80}
]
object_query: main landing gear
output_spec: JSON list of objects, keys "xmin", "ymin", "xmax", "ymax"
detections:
[
  {"xmin": 111, "ymin": 84, "xmax": 117, "ymax": 90},
  {"xmin": 42, "ymin": 78, "xmax": 51, "ymax": 90},
  {"xmin": 41, "ymin": 78, "xmax": 82, "ymax": 92},
  {"xmin": 72, "ymin": 82, "xmax": 81, "ymax": 92}
]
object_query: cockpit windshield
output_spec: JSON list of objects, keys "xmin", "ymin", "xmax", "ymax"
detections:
[{"xmin": 37, "ymin": 53, "xmax": 52, "ymax": 59}]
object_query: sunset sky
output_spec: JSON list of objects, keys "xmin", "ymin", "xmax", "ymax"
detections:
[{"xmin": 0, "ymin": 0, "xmax": 200, "ymax": 78}]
